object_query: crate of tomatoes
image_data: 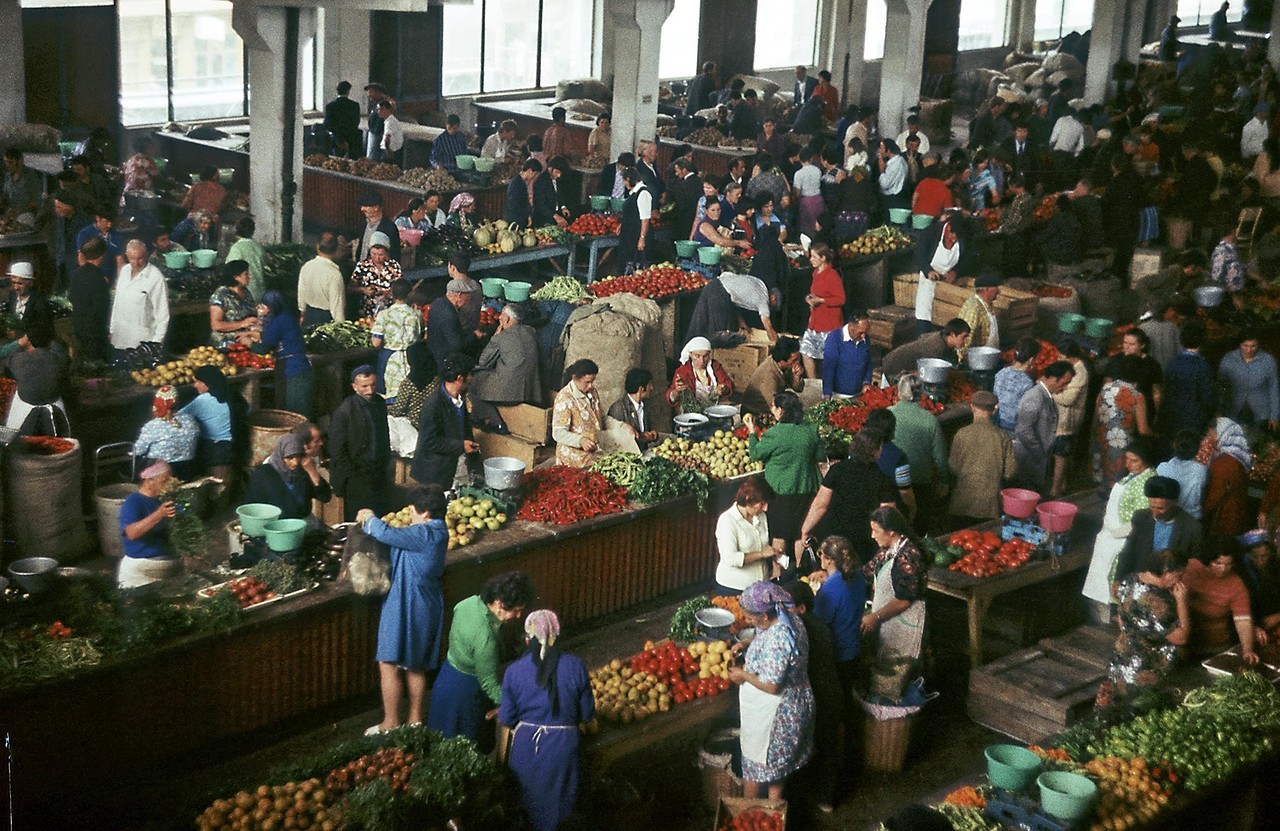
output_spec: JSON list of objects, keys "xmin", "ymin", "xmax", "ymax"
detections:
[
  {"xmin": 567, "ymin": 213, "xmax": 621, "ymax": 237},
  {"xmin": 225, "ymin": 343, "xmax": 275, "ymax": 369},
  {"xmin": 587, "ymin": 263, "xmax": 708, "ymax": 300},
  {"xmin": 715, "ymin": 797, "xmax": 786, "ymax": 831},
  {"xmin": 944, "ymin": 529, "xmax": 1035, "ymax": 578}
]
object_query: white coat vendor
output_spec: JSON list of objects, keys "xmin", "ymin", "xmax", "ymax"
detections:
[{"xmin": 117, "ymin": 460, "xmax": 183, "ymax": 588}]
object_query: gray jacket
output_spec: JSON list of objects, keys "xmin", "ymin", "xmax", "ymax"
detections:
[
  {"xmin": 470, "ymin": 323, "xmax": 542, "ymax": 405},
  {"xmin": 1012, "ymin": 382, "xmax": 1057, "ymax": 488}
]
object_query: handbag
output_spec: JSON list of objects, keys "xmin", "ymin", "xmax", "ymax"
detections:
[{"xmin": 340, "ymin": 525, "xmax": 392, "ymax": 596}]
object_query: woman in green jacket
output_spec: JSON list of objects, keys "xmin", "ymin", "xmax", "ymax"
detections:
[{"xmin": 746, "ymin": 390, "xmax": 824, "ymax": 580}]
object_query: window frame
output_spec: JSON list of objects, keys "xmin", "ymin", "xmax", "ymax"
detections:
[
  {"xmin": 751, "ymin": 0, "xmax": 819, "ymax": 71},
  {"xmin": 446, "ymin": 0, "xmax": 597, "ymax": 96}
]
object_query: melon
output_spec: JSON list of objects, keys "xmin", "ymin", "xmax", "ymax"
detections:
[
  {"xmin": 523, "ymin": 231, "xmax": 537, "ymax": 248},
  {"xmin": 473, "ymin": 227, "xmax": 492, "ymax": 247},
  {"xmin": 494, "ymin": 219, "xmax": 509, "ymax": 232},
  {"xmin": 500, "ymin": 236, "xmax": 516, "ymax": 253}
]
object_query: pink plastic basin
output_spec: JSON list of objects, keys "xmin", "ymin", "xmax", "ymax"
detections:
[
  {"xmin": 1038, "ymin": 501, "xmax": 1078, "ymax": 533},
  {"xmin": 1000, "ymin": 488, "xmax": 1040, "ymax": 519}
]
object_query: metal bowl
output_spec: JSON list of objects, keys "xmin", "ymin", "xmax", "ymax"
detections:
[
  {"xmin": 8, "ymin": 557, "xmax": 60, "ymax": 593},
  {"xmin": 966, "ymin": 346, "xmax": 1002, "ymax": 371},
  {"xmin": 917, "ymin": 358, "xmax": 953, "ymax": 385},
  {"xmin": 483, "ymin": 456, "xmax": 527, "ymax": 490},
  {"xmin": 695, "ymin": 607, "xmax": 736, "ymax": 639},
  {"xmin": 1194, "ymin": 285, "xmax": 1224, "ymax": 308}
]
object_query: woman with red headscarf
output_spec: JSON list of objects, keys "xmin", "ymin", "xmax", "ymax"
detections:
[{"xmin": 133, "ymin": 384, "xmax": 199, "ymax": 479}]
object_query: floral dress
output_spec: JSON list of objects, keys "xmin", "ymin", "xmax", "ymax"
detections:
[
  {"xmin": 209, "ymin": 285, "xmax": 259, "ymax": 348},
  {"xmin": 122, "ymin": 153, "xmax": 158, "ymax": 193},
  {"xmin": 1094, "ymin": 576, "xmax": 1181, "ymax": 712},
  {"xmin": 351, "ymin": 258, "xmax": 403, "ymax": 318},
  {"xmin": 740, "ymin": 614, "xmax": 815, "ymax": 783},
  {"xmin": 552, "ymin": 382, "xmax": 603, "ymax": 468},
  {"xmin": 372, "ymin": 303, "xmax": 422, "ymax": 400},
  {"xmin": 1092, "ymin": 380, "xmax": 1144, "ymax": 490}
]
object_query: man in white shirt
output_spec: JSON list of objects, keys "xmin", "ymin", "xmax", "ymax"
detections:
[
  {"xmin": 896, "ymin": 114, "xmax": 931, "ymax": 155},
  {"xmin": 296, "ymin": 235, "xmax": 346, "ymax": 326},
  {"xmin": 481, "ymin": 120, "xmax": 518, "ymax": 160},
  {"xmin": 877, "ymin": 139, "xmax": 909, "ymax": 208},
  {"xmin": 1049, "ymin": 109, "xmax": 1085, "ymax": 156},
  {"xmin": 1241, "ymin": 103, "xmax": 1270, "ymax": 161},
  {"xmin": 607, "ymin": 368, "xmax": 658, "ymax": 450},
  {"xmin": 110, "ymin": 239, "xmax": 170, "ymax": 353},
  {"xmin": 378, "ymin": 101, "xmax": 404, "ymax": 167}
]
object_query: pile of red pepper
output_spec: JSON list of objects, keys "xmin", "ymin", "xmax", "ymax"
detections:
[
  {"xmin": 22, "ymin": 436, "xmax": 74, "ymax": 455},
  {"xmin": 516, "ymin": 466, "xmax": 629, "ymax": 525},
  {"xmin": 825, "ymin": 385, "xmax": 946, "ymax": 433},
  {"xmin": 718, "ymin": 808, "xmax": 783, "ymax": 831},
  {"xmin": 0, "ymin": 378, "xmax": 15, "ymax": 421},
  {"xmin": 1029, "ymin": 282, "xmax": 1073, "ymax": 299},
  {"xmin": 46, "ymin": 621, "xmax": 73, "ymax": 640},
  {"xmin": 946, "ymin": 529, "xmax": 1035, "ymax": 577},
  {"xmin": 226, "ymin": 343, "xmax": 275, "ymax": 369}
]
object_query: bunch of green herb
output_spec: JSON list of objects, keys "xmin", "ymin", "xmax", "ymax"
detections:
[
  {"xmin": 248, "ymin": 560, "xmax": 311, "ymax": 594},
  {"xmin": 669, "ymin": 594, "xmax": 713, "ymax": 642},
  {"xmin": 629, "ymin": 456, "xmax": 710, "ymax": 510}
]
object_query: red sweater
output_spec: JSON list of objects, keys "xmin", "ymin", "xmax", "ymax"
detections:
[{"xmin": 807, "ymin": 265, "xmax": 845, "ymax": 332}]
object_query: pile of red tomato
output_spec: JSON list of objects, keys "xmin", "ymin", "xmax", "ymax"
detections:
[
  {"xmin": 718, "ymin": 808, "xmax": 784, "ymax": 831},
  {"xmin": 226, "ymin": 343, "xmax": 275, "ymax": 369},
  {"xmin": 629, "ymin": 641, "xmax": 731, "ymax": 705},
  {"xmin": 825, "ymin": 386, "xmax": 946, "ymax": 434},
  {"xmin": 478, "ymin": 306, "xmax": 500, "ymax": 327},
  {"xmin": 587, "ymin": 265, "xmax": 708, "ymax": 299},
  {"xmin": 1001, "ymin": 339, "xmax": 1061, "ymax": 380},
  {"xmin": 945, "ymin": 529, "xmax": 1035, "ymax": 577},
  {"xmin": 567, "ymin": 213, "xmax": 621, "ymax": 237}
]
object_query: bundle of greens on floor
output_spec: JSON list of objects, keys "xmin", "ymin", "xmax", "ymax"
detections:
[
  {"xmin": 164, "ymin": 483, "xmax": 207, "ymax": 559},
  {"xmin": 195, "ymin": 725, "xmax": 529, "ymax": 831}
]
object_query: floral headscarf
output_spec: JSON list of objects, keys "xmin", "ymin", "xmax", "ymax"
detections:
[
  {"xmin": 524, "ymin": 608, "xmax": 564, "ymax": 715},
  {"xmin": 524, "ymin": 609, "xmax": 560, "ymax": 659},
  {"xmin": 448, "ymin": 192, "xmax": 475, "ymax": 214},
  {"xmin": 153, "ymin": 385, "xmax": 178, "ymax": 420},
  {"xmin": 1198, "ymin": 417, "xmax": 1252, "ymax": 471}
]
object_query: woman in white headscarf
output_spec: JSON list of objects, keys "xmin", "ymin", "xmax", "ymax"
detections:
[
  {"xmin": 498, "ymin": 609, "xmax": 595, "ymax": 831},
  {"xmin": 667, "ymin": 336, "xmax": 735, "ymax": 414}
]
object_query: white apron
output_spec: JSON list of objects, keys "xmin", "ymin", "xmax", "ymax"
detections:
[
  {"xmin": 6, "ymin": 395, "xmax": 67, "ymax": 431},
  {"xmin": 915, "ymin": 234, "xmax": 961, "ymax": 322},
  {"xmin": 1082, "ymin": 479, "xmax": 1131, "ymax": 604},
  {"xmin": 117, "ymin": 554, "xmax": 182, "ymax": 589},
  {"xmin": 739, "ymin": 631, "xmax": 784, "ymax": 765},
  {"xmin": 874, "ymin": 542, "xmax": 926, "ymax": 662}
]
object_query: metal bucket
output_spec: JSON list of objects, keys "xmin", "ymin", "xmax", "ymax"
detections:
[{"xmin": 94, "ymin": 483, "xmax": 138, "ymax": 558}]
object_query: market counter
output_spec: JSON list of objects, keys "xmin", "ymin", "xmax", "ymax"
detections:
[{"xmin": 301, "ymin": 165, "xmax": 507, "ymax": 238}]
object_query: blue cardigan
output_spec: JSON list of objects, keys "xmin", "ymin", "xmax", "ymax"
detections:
[{"xmin": 822, "ymin": 328, "xmax": 872, "ymax": 396}]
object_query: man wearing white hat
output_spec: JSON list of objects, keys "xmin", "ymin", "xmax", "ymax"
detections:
[{"xmin": 4, "ymin": 260, "xmax": 53, "ymax": 337}]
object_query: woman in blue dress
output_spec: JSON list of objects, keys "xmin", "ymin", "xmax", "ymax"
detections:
[
  {"xmin": 356, "ymin": 484, "xmax": 448, "ymax": 734},
  {"xmin": 251, "ymin": 289, "xmax": 314, "ymax": 418},
  {"xmin": 498, "ymin": 609, "xmax": 595, "ymax": 831}
]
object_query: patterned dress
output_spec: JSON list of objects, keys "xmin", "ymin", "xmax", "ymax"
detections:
[
  {"xmin": 372, "ymin": 303, "xmax": 422, "ymax": 400},
  {"xmin": 351, "ymin": 258, "xmax": 402, "ymax": 318},
  {"xmin": 740, "ymin": 614, "xmax": 815, "ymax": 783},
  {"xmin": 122, "ymin": 153, "xmax": 158, "ymax": 193},
  {"xmin": 209, "ymin": 286, "xmax": 259, "ymax": 348},
  {"xmin": 551, "ymin": 382, "xmax": 603, "ymax": 468},
  {"xmin": 1095, "ymin": 576, "xmax": 1180, "ymax": 712},
  {"xmin": 1092, "ymin": 380, "xmax": 1144, "ymax": 490}
]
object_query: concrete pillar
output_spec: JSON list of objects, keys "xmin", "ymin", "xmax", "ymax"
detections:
[
  {"xmin": 0, "ymin": 0, "xmax": 26, "ymax": 124},
  {"xmin": 608, "ymin": 0, "xmax": 674, "ymax": 161},
  {"xmin": 322, "ymin": 8, "xmax": 372, "ymax": 98},
  {"xmin": 845, "ymin": 0, "xmax": 870, "ymax": 106},
  {"xmin": 1269, "ymin": 0, "xmax": 1280, "ymax": 66},
  {"xmin": 1010, "ymin": 0, "xmax": 1037, "ymax": 52},
  {"xmin": 235, "ymin": 5, "xmax": 317, "ymax": 243},
  {"xmin": 878, "ymin": 0, "xmax": 932, "ymax": 137},
  {"xmin": 1083, "ymin": 0, "xmax": 1128, "ymax": 105}
]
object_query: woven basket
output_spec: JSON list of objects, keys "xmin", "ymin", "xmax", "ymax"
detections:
[
  {"xmin": 863, "ymin": 710, "xmax": 918, "ymax": 773},
  {"xmin": 892, "ymin": 272, "xmax": 919, "ymax": 308}
]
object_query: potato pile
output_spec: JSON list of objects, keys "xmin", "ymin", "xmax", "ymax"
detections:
[
  {"xmin": 651, "ymin": 432, "xmax": 762, "ymax": 480},
  {"xmin": 589, "ymin": 659, "xmax": 672, "ymax": 724}
]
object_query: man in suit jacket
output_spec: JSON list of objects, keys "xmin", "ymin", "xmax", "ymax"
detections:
[
  {"xmin": 685, "ymin": 62, "xmax": 718, "ymax": 116},
  {"xmin": 793, "ymin": 66, "xmax": 817, "ymax": 107},
  {"xmin": 1013, "ymin": 361, "xmax": 1076, "ymax": 490},
  {"xmin": 504, "ymin": 159, "xmax": 542, "ymax": 228},
  {"xmin": 411, "ymin": 357, "xmax": 480, "ymax": 490},
  {"xmin": 355, "ymin": 191, "xmax": 402, "ymax": 262},
  {"xmin": 1114, "ymin": 476, "xmax": 1201, "ymax": 584},
  {"xmin": 1000, "ymin": 123, "xmax": 1037, "ymax": 186},
  {"xmin": 470, "ymin": 305, "xmax": 542, "ymax": 433},
  {"xmin": 730, "ymin": 90, "xmax": 760, "ymax": 141},
  {"xmin": 329, "ymin": 366, "xmax": 391, "ymax": 520},
  {"xmin": 606, "ymin": 367, "xmax": 658, "ymax": 450},
  {"xmin": 596, "ymin": 152, "xmax": 635, "ymax": 198},
  {"xmin": 532, "ymin": 157, "xmax": 572, "ymax": 228},
  {"xmin": 667, "ymin": 157, "xmax": 704, "ymax": 241},
  {"xmin": 427, "ymin": 279, "xmax": 480, "ymax": 371},
  {"xmin": 635, "ymin": 140, "xmax": 665, "ymax": 202},
  {"xmin": 323, "ymin": 80, "xmax": 362, "ymax": 158}
]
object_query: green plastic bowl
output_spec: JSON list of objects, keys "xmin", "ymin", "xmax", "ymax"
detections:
[
  {"xmin": 191, "ymin": 249, "xmax": 217, "ymax": 269},
  {"xmin": 1057, "ymin": 312, "xmax": 1086, "ymax": 334},
  {"xmin": 697, "ymin": 247, "xmax": 723, "ymax": 265},
  {"xmin": 262, "ymin": 518, "xmax": 307, "ymax": 553},
  {"xmin": 675, "ymin": 240, "xmax": 701, "ymax": 258},
  {"xmin": 1037, "ymin": 771, "xmax": 1098, "ymax": 823},
  {"xmin": 590, "ymin": 195, "xmax": 610, "ymax": 211},
  {"xmin": 237, "ymin": 503, "xmax": 282, "ymax": 537},
  {"xmin": 1084, "ymin": 317, "xmax": 1113, "ymax": 339},
  {"xmin": 456, "ymin": 154, "xmax": 477, "ymax": 170},
  {"xmin": 610, "ymin": 197, "xmax": 626, "ymax": 212},
  {"xmin": 163, "ymin": 250, "xmax": 191, "ymax": 270},
  {"xmin": 480, "ymin": 277, "xmax": 508, "ymax": 298},
  {"xmin": 218, "ymin": 167, "xmax": 236, "ymax": 184},
  {"xmin": 911, "ymin": 213, "xmax": 935, "ymax": 229},
  {"xmin": 889, "ymin": 207, "xmax": 912, "ymax": 224},
  {"xmin": 985, "ymin": 744, "xmax": 1043, "ymax": 792},
  {"xmin": 474, "ymin": 156, "xmax": 496, "ymax": 173},
  {"xmin": 504, "ymin": 281, "xmax": 532, "ymax": 302}
]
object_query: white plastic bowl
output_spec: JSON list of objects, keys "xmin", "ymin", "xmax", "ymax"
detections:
[
  {"xmin": 695, "ymin": 607, "xmax": 736, "ymax": 632},
  {"xmin": 1194, "ymin": 285, "xmax": 1224, "ymax": 308},
  {"xmin": 705, "ymin": 404, "xmax": 740, "ymax": 420}
]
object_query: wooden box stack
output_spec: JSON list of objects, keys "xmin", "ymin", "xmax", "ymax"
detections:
[
  {"xmin": 930, "ymin": 279, "xmax": 1037, "ymax": 345},
  {"xmin": 495, "ymin": 404, "xmax": 553, "ymax": 445},
  {"xmin": 892, "ymin": 272, "xmax": 919, "ymax": 308},
  {"xmin": 967, "ymin": 624, "xmax": 1112, "ymax": 743},
  {"xmin": 476, "ymin": 429, "xmax": 556, "ymax": 470},
  {"xmin": 713, "ymin": 341, "xmax": 770, "ymax": 389},
  {"xmin": 869, "ymin": 305, "xmax": 917, "ymax": 351}
]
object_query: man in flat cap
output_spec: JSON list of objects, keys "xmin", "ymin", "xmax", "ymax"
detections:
[
  {"xmin": 427, "ymin": 258, "xmax": 484, "ymax": 372},
  {"xmin": 1112, "ymin": 475, "xmax": 1200, "ymax": 602},
  {"xmin": 948, "ymin": 389, "xmax": 1017, "ymax": 527},
  {"xmin": 355, "ymin": 191, "xmax": 401, "ymax": 263}
]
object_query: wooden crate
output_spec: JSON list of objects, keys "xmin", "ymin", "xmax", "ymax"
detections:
[
  {"xmin": 1130, "ymin": 247, "xmax": 1165, "ymax": 289},
  {"xmin": 495, "ymin": 403, "xmax": 553, "ymax": 445},
  {"xmin": 930, "ymin": 279, "xmax": 1038, "ymax": 338},
  {"xmin": 869, "ymin": 306, "xmax": 916, "ymax": 351},
  {"xmin": 393, "ymin": 456, "xmax": 413, "ymax": 485},
  {"xmin": 892, "ymin": 273, "xmax": 919, "ymax": 308},
  {"xmin": 967, "ymin": 624, "xmax": 1112, "ymax": 743},
  {"xmin": 476, "ymin": 430, "xmax": 555, "ymax": 470},
  {"xmin": 712, "ymin": 343, "xmax": 769, "ymax": 389},
  {"xmin": 715, "ymin": 797, "xmax": 787, "ymax": 831}
]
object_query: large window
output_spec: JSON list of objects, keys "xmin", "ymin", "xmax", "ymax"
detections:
[
  {"xmin": 442, "ymin": 0, "xmax": 596, "ymax": 96},
  {"xmin": 958, "ymin": 0, "xmax": 1010, "ymax": 50},
  {"xmin": 753, "ymin": 0, "xmax": 818, "ymax": 70},
  {"xmin": 119, "ymin": 0, "xmax": 317, "ymax": 127},
  {"xmin": 1033, "ymin": 0, "xmax": 1095, "ymax": 41},
  {"xmin": 1176, "ymin": 0, "xmax": 1244, "ymax": 26},
  {"xmin": 864, "ymin": 0, "xmax": 887, "ymax": 61},
  {"xmin": 659, "ymin": 0, "xmax": 700, "ymax": 81}
]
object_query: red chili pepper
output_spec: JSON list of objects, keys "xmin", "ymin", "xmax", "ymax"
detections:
[{"xmin": 516, "ymin": 466, "xmax": 628, "ymax": 525}]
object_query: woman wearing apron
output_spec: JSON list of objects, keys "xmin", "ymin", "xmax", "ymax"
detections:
[
  {"xmin": 498, "ymin": 610, "xmax": 595, "ymax": 831},
  {"xmin": 615, "ymin": 168, "xmax": 651, "ymax": 274},
  {"xmin": 861, "ymin": 506, "xmax": 927, "ymax": 683},
  {"xmin": 1083, "ymin": 437, "xmax": 1159, "ymax": 623},
  {"xmin": 728, "ymin": 581, "xmax": 815, "ymax": 801},
  {"xmin": 913, "ymin": 214, "xmax": 962, "ymax": 336},
  {"xmin": 116, "ymin": 461, "xmax": 183, "ymax": 589}
]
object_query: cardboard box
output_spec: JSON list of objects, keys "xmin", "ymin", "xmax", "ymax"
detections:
[
  {"xmin": 712, "ymin": 343, "xmax": 769, "ymax": 389},
  {"xmin": 495, "ymin": 403, "xmax": 553, "ymax": 445},
  {"xmin": 476, "ymin": 430, "xmax": 554, "ymax": 470},
  {"xmin": 714, "ymin": 797, "xmax": 787, "ymax": 831}
]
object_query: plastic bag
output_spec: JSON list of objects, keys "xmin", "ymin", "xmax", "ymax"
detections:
[{"xmin": 339, "ymin": 525, "xmax": 392, "ymax": 596}]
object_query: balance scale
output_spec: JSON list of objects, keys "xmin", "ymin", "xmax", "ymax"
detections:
[
  {"xmin": 1001, "ymin": 515, "xmax": 1068, "ymax": 560},
  {"xmin": 985, "ymin": 787, "xmax": 1078, "ymax": 831},
  {"xmin": 923, "ymin": 379, "xmax": 949, "ymax": 404},
  {"xmin": 968, "ymin": 367, "xmax": 999, "ymax": 392}
]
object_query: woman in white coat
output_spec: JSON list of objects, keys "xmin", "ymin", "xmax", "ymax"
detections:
[{"xmin": 1082, "ymin": 436, "xmax": 1159, "ymax": 623}]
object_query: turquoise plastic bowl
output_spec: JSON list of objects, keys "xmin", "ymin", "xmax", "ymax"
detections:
[
  {"xmin": 697, "ymin": 247, "xmax": 723, "ymax": 265},
  {"xmin": 1084, "ymin": 317, "xmax": 1113, "ymax": 339},
  {"xmin": 504, "ymin": 281, "xmax": 532, "ymax": 302},
  {"xmin": 985, "ymin": 744, "xmax": 1042, "ymax": 792},
  {"xmin": 456, "ymin": 154, "xmax": 477, "ymax": 170},
  {"xmin": 911, "ymin": 213, "xmax": 935, "ymax": 229},
  {"xmin": 675, "ymin": 240, "xmax": 701, "ymax": 258},
  {"xmin": 889, "ymin": 207, "xmax": 912, "ymax": 224},
  {"xmin": 1037, "ymin": 771, "xmax": 1098, "ymax": 823},
  {"xmin": 480, "ymin": 277, "xmax": 508, "ymax": 298},
  {"xmin": 610, "ymin": 197, "xmax": 626, "ymax": 212},
  {"xmin": 1057, "ymin": 312, "xmax": 1085, "ymax": 334},
  {"xmin": 590, "ymin": 195, "xmax": 610, "ymax": 211},
  {"xmin": 237, "ymin": 503, "xmax": 282, "ymax": 537},
  {"xmin": 262, "ymin": 518, "xmax": 307, "ymax": 553},
  {"xmin": 191, "ymin": 249, "xmax": 217, "ymax": 269}
]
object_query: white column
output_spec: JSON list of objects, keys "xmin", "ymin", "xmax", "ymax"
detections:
[
  {"xmin": 235, "ymin": 5, "xmax": 315, "ymax": 243},
  {"xmin": 1083, "ymin": 0, "xmax": 1127, "ymax": 105},
  {"xmin": 845, "ymin": 0, "xmax": 870, "ymax": 105},
  {"xmin": 1270, "ymin": 0, "xmax": 1280, "ymax": 66},
  {"xmin": 878, "ymin": 0, "xmax": 932, "ymax": 137},
  {"xmin": 321, "ymin": 8, "xmax": 372, "ymax": 98},
  {"xmin": 608, "ymin": 0, "xmax": 674, "ymax": 161},
  {"xmin": 0, "ymin": 0, "xmax": 26, "ymax": 124},
  {"xmin": 1010, "ymin": 0, "xmax": 1037, "ymax": 51}
]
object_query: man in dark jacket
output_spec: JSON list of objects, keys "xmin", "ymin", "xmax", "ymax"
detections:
[
  {"xmin": 1114, "ymin": 476, "xmax": 1201, "ymax": 584},
  {"xmin": 666, "ymin": 157, "xmax": 704, "ymax": 242},
  {"xmin": 355, "ymin": 191, "xmax": 401, "ymax": 262},
  {"xmin": 427, "ymin": 279, "xmax": 480, "ymax": 371},
  {"xmin": 684, "ymin": 61, "xmax": 718, "ymax": 115},
  {"xmin": 505, "ymin": 159, "xmax": 541, "ymax": 229},
  {"xmin": 469, "ymin": 304, "xmax": 542, "ymax": 433},
  {"xmin": 596, "ymin": 152, "xmax": 635, "ymax": 198},
  {"xmin": 532, "ymin": 157, "xmax": 571, "ymax": 228},
  {"xmin": 67, "ymin": 236, "xmax": 112, "ymax": 363},
  {"xmin": 412, "ymin": 356, "xmax": 479, "ymax": 490},
  {"xmin": 882, "ymin": 318, "xmax": 971, "ymax": 377},
  {"xmin": 730, "ymin": 90, "xmax": 760, "ymax": 141},
  {"xmin": 323, "ymin": 80, "xmax": 362, "ymax": 158},
  {"xmin": 328, "ymin": 366, "xmax": 391, "ymax": 520}
]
